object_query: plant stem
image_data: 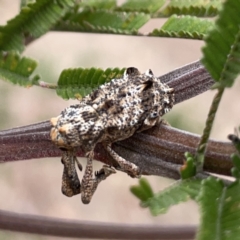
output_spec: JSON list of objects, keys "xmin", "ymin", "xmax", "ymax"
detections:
[
  {"xmin": 36, "ymin": 80, "xmax": 58, "ymax": 89},
  {"xmin": 0, "ymin": 124, "xmax": 235, "ymax": 178},
  {"xmin": 195, "ymin": 87, "xmax": 225, "ymax": 172}
]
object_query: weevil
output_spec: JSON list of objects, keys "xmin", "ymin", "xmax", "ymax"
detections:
[{"xmin": 50, "ymin": 67, "xmax": 174, "ymax": 204}]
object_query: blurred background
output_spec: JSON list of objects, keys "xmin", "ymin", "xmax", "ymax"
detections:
[{"xmin": 0, "ymin": 1, "xmax": 240, "ymax": 239}]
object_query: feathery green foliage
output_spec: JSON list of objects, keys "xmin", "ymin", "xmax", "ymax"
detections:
[
  {"xmin": 0, "ymin": 51, "xmax": 39, "ymax": 87},
  {"xmin": 21, "ymin": 0, "xmax": 34, "ymax": 8},
  {"xmin": 159, "ymin": 0, "xmax": 222, "ymax": 17},
  {"xmin": 180, "ymin": 152, "xmax": 197, "ymax": 179},
  {"xmin": 56, "ymin": 67, "xmax": 125, "ymax": 99},
  {"xmin": 0, "ymin": 0, "xmax": 221, "ymax": 55},
  {"xmin": 56, "ymin": 9, "xmax": 150, "ymax": 35},
  {"xmin": 202, "ymin": 0, "xmax": 240, "ymax": 87},
  {"xmin": 131, "ymin": 178, "xmax": 201, "ymax": 216},
  {"xmin": 195, "ymin": 135, "xmax": 240, "ymax": 240},
  {"xmin": 149, "ymin": 15, "xmax": 214, "ymax": 40},
  {"xmin": 130, "ymin": 178, "xmax": 154, "ymax": 202},
  {"xmin": 119, "ymin": 0, "xmax": 165, "ymax": 13},
  {"xmin": 0, "ymin": 0, "xmax": 76, "ymax": 52},
  {"xmin": 197, "ymin": 177, "xmax": 240, "ymax": 240},
  {"xmin": 80, "ymin": 0, "xmax": 116, "ymax": 9}
]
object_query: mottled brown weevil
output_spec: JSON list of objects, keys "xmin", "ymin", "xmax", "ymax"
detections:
[{"xmin": 50, "ymin": 67, "xmax": 174, "ymax": 204}]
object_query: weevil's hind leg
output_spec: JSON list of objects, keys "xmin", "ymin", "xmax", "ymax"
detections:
[
  {"xmin": 61, "ymin": 150, "xmax": 81, "ymax": 197},
  {"xmin": 81, "ymin": 152, "xmax": 116, "ymax": 204},
  {"xmin": 91, "ymin": 164, "xmax": 116, "ymax": 196},
  {"xmin": 104, "ymin": 144, "xmax": 141, "ymax": 178}
]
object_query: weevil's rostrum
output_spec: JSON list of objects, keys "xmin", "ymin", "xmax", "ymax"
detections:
[{"xmin": 50, "ymin": 67, "xmax": 175, "ymax": 204}]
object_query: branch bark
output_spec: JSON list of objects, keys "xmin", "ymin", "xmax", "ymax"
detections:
[{"xmin": 0, "ymin": 123, "xmax": 234, "ymax": 178}]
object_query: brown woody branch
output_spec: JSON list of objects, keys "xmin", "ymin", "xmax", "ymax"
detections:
[{"xmin": 0, "ymin": 123, "xmax": 234, "ymax": 178}]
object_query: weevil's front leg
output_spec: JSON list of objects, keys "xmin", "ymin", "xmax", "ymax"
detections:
[
  {"xmin": 81, "ymin": 151, "xmax": 116, "ymax": 204},
  {"xmin": 104, "ymin": 144, "xmax": 141, "ymax": 178},
  {"xmin": 61, "ymin": 150, "xmax": 82, "ymax": 197}
]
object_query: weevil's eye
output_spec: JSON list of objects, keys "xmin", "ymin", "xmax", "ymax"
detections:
[
  {"xmin": 124, "ymin": 67, "xmax": 140, "ymax": 79},
  {"xmin": 145, "ymin": 69, "xmax": 153, "ymax": 77},
  {"xmin": 149, "ymin": 111, "xmax": 158, "ymax": 119}
]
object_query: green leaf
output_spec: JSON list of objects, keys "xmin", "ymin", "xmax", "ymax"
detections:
[
  {"xmin": 202, "ymin": 0, "xmax": 240, "ymax": 87},
  {"xmin": 159, "ymin": 0, "xmax": 222, "ymax": 17},
  {"xmin": 130, "ymin": 178, "xmax": 154, "ymax": 202},
  {"xmin": 56, "ymin": 9, "xmax": 150, "ymax": 35},
  {"xmin": 0, "ymin": 51, "xmax": 39, "ymax": 87},
  {"xmin": 56, "ymin": 67, "xmax": 125, "ymax": 99},
  {"xmin": 119, "ymin": 0, "xmax": 165, "ymax": 13},
  {"xmin": 0, "ymin": 0, "xmax": 76, "ymax": 51},
  {"xmin": 143, "ymin": 179, "xmax": 201, "ymax": 216},
  {"xmin": 180, "ymin": 152, "xmax": 197, "ymax": 179},
  {"xmin": 80, "ymin": 0, "xmax": 116, "ymax": 9},
  {"xmin": 149, "ymin": 15, "xmax": 214, "ymax": 40},
  {"xmin": 197, "ymin": 177, "xmax": 240, "ymax": 240}
]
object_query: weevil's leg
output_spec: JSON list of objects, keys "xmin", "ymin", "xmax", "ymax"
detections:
[
  {"xmin": 92, "ymin": 165, "xmax": 116, "ymax": 194},
  {"xmin": 104, "ymin": 144, "xmax": 141, "ymax": 178},
  {"xmin": 81, "ymin": 153, "xmax": 93, "ymax": 204},
  {"xmin": 81, "ymin": 152, "xmax": 116, "ymax": 204},
  {"xmin": 61, "ymin": 150, "xmax": 82, "ymax": 180},
  {"xmin": 62, "ymin": 161, "xmax": 81, "ymax": 197},
  {"xmin": 75, "ymin": 157, "xmax": 83, "ymax": 171},
  {"xmin": 61, "ymin": 151, "xmax": 81, "ymax": 197}
]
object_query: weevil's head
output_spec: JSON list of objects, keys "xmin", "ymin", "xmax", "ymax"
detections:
[{"xmin": 50, "ymin": 103, "xmax": 102, "ymax": 151}]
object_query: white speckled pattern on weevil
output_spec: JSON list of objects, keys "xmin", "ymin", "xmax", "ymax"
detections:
[{"xmin": 50, "ymin": 67, "xmax": 175, "ymax": 204}]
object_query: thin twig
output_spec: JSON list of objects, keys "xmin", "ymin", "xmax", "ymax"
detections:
[{"xmin": 0, "ymin": 209, "xmax": 196, "ymax": 239}]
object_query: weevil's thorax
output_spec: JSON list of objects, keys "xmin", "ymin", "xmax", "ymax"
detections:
[
  {"xmin": 50, "ymin": 67, "xmax": 174, "ymax": 150},
  {"xmin": 82, "ymin": 68, "xmax": 174, "ymax": 142}
]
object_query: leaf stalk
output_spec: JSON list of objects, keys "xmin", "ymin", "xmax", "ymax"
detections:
[{"xmin": 195, "ymin": 87, "xmax": 225, "ymax": 172}]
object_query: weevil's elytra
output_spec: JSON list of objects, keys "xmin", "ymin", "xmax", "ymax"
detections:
[{"xmin": 50, "ymin": 67, "xmax": 175, "ymax": 204}]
